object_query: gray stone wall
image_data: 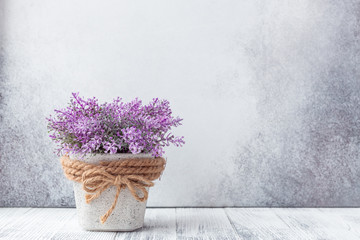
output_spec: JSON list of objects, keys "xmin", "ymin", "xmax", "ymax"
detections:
[{"xmin": 0, "ymin": 0, "xmax": 359, "ymax": 207}]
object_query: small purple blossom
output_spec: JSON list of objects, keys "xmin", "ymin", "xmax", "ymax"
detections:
[{"xmin": 47, "ymin": 93, "xmax": 185, "ymax": 157}]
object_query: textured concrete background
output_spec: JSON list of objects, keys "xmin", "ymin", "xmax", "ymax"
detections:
[{"xmin": 0, "ymin": 0, "xmax": 360, "ymax": 207}]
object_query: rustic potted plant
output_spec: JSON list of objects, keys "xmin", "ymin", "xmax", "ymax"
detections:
[{"xmin": 47, "ymin": 93, "xmax": 184, "ymax": 231}]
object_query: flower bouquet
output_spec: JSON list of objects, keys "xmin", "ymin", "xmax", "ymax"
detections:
[{"xmin": 47, "ymin": 93, "xmax": 184, "ymax": 231}]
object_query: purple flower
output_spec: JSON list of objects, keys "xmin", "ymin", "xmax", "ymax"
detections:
[{"xmin": 47, "ymin": 93, "xmax": 184, "ymax": 157}]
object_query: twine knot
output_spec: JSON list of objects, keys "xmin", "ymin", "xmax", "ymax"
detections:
[
  {"xmin": 60, "ymin": 155, "xmax": 165, "ymax": 223},
  {"xmin": 114, "ymin": 175, "xmax": 124, "ymax": 185}
]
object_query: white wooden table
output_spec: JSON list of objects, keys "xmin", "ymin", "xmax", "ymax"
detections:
[{"xmin": 0, "ymin": 208, "xmax": 359, "ymax": 239}]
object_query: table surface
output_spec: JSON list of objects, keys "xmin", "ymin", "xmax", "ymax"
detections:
[{"xmin": 0, "ymin": 208, "xmax": 360, "ymax": 239}]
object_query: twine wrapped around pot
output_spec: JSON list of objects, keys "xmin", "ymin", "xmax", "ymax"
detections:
[{"xmin": 60, "ymin": 155, "xmax": 166, "ymax": 223}]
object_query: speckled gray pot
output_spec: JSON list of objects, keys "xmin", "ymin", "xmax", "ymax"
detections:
[{"xmin": 69, "ymin": 153, "xmax": 152, "ymax": 231}]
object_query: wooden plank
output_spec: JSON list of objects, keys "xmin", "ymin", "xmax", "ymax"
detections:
[
  {"xmin": 317, "ymin": 208, "xmax": 360, "ymax": 239},
  {"xmin": 0, "ymin": 208, "xmax": 74, "ymax": 239},
  {"xmin": 50, "ymin": 209, "xmax": 116, "ymax": 240},
  {"xmin": 175, "ymin": 208, "xmax": 240, "ymax": 239},
  {"xmin": 115, "ymin": 208, "xmax": 176, "ymax": 240},
  {"xmin": 226, "ymin": 208, "xmax": 360, "ymax": 240},
  {"xmin": 0, "ymin": 208, "xmax": 31, "ymax": 230},
  {"xmin": 225, "ymin": 208, "xmax": 293, "ymax": 239},
  {"xmin": 272, "ymin": 208, "xmax": 360, "ymax": 240}
]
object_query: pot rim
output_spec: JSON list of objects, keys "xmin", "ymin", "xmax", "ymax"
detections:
[{"xmin": 69, "ymin": 152, "xmax": 154, "ymax": 163}]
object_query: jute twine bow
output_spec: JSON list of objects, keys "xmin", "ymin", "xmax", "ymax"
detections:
[{"xmin": 60, "ymin": 155, "xmax": 166, "ymax": 223}]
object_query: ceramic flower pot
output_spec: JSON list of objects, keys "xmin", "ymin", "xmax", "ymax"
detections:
[{"xmin": 70, "ymin": 153, "xmax": 152, "ymax": 231}]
